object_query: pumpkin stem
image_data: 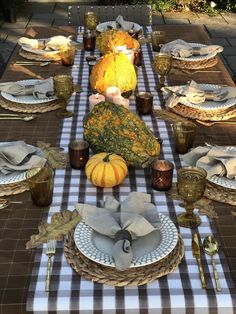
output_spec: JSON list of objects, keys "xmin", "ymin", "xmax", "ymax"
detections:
[{"xmin": 103, "ymin": 153, "xmax": 113, "ymax": 162}]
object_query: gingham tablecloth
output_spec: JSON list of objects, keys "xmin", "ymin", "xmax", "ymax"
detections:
[{"xmin": 27, "ymin": 27, "xmax": 236, "ymax": 314}]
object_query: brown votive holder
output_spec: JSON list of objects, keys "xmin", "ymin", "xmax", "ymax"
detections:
[
  {"xmin": 69, "ymin": 140, "xmax": 89, "ymax": 169},
  {"xmin": 151, "ymin": 160, "xmax": 174, "ymax": 191},
  {"xmin": 83, "ymin": 31, "xmax": 96, "ymax": 51},
  {"xmin": 133, "ymin": 48, "xmax": 142, "ymax": 66},
  {"xmin": 136, "ymin": 92, "xmax": 153, "ymax": 115},
  {"xmin": 27, "ymin": 167, "xmax": 55, "ymax": 206},
  {"xmin": 60, "ymin": 46, "xmax": 76, "ymax": 66}
]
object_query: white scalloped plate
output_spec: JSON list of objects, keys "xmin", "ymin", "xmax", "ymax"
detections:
[
  {"xmin": 178, "ymin": 84, "xmax": 236, "ymax": 111},
  {"xmin": 209, "ymin": 146, "xmax": 236, "ymax": 190},
  {"xmin": 74, "ymin": 213, "xmax": 178, "ymax": 268},
  {"xmin": 173, "ymin": 43, "xmax": 217, "ymax": 61},
  {"xmin": 96, "ymin": 21, "xmax": 141, "ymax": 33},
  {"xmin": 1, "ymin": 79, "xmax": 56, "ymax": 104},
  {"xmin": 0, "ymin": 142, "xmax": 43, "ymax": 185}
]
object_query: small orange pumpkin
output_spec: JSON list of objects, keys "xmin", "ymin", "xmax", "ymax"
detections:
[{"xmin": 85, "ymin": 152, "xmax": 128, "ymax": 188}]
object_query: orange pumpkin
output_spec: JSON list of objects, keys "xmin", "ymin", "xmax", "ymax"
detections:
[
  {"xmin": 90, "ymin": 52, "xmax": 137, "ymax": 94},
  {"xmin": 85, "ymin": 152, "xmax": 128, "ymax": 188}
]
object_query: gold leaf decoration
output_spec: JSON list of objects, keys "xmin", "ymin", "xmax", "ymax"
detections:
[
  {"xmin": 26, "ymin": 209, "xmax": 81, "ymax": 249},
  {"xmin": 153, "ymin": 109, "xmax": 196, "ymax": 126},
  {"xmin": 37, "ymin": 141, "xmax": 69, "ymax": 168},
  {"xmin": 167, "ymin": 183, "xmax": 218, "ymax": 219}
]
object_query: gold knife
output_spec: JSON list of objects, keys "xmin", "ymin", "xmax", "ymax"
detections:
[{"xmin": 192, "ymin": 233, "xmax": 206, "ymax": 289}]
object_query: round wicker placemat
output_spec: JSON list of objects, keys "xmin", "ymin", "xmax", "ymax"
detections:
[
  {"xmin": 205, "ymin": 181, "xmax": 236, "ymax": 206},
  {"xmin": 64, "ymin": 231, "xmax": 184, "ymax": 287},
  {"xmin": 19, "ymin": 49, "xmax": 61, "ymax": 62},
  {"xmin": 171, "ymin": 103, "xmax": 236, "ymax": 121},
  {"xmin": 172, "ymin": 56, "xmax": 218, "ymax": 70},
  {"xmin": 0, "ymin": 180, "xmax": 29, "ymax": 197},
  {"xmin": 0, "ymin": 96, "xmax": 61, "ymax": 113}
]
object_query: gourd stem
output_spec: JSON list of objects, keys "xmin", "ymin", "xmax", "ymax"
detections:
[{"xmin": 103, "ymin": 153, "xmax": 113, "ymax": 162}]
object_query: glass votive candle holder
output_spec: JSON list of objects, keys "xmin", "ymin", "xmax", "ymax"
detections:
[
  {"xmin": 151, "ymin": 31, "xmax": 166, "ymax": 52},
  {"xmin": 151, "ymin": 159, "xmax": 174, "ymax": 191},
  {"xmin": 172, "ymin": 122, "xmax": 196, "ymax": 154},
  {"xmin": 133, "ymin": 48, "xmax": 142, "ymax": 66},
  {"xmin": 60, "ymin": 46, "xmax": 76, "ymax": 66},
  {"xmin": 83, "ymin": 30, "xmax": 96, "ymax": 51},
  {"xmin": 135, "ymin": 92, "xmax": 153, "ymax": 115},
  {"xmin": 68, "ymin": 140, "xmax": 90, "ymax": 169}
]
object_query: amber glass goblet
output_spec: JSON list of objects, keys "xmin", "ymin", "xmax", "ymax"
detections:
[
  {"xmin": 153, "ymin": 53, "xmax": 172, "ymax": 91},
  {"xmin": 177, "ymin": 166, "xmax": 207, "ymax": 228},
  {"xmin": 84, "ymin": 11, "xmax": 98, "ymax": 31},
  {"xmin": 53, "ymin": 75, "xmax": 74, "ymax": 119}
]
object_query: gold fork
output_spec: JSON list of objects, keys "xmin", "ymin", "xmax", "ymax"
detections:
[
  {"xmin": 196, "ymin": 120, "xmax": 236, "ymax": 126},
  {"xmin": 45, "ymin": 239, "xmax": 56, "ymax": 292}
]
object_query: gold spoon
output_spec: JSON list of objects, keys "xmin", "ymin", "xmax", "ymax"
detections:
[
  {"xmin": 203, "ymin": 235, "xmax": 222, "ymax": 292},
  {"xmin": 196, "ymin": 120, "xmax": 236, "ymax": 126},
  {"xmin": 0, "ymin": 114, "xmax": 36, "ymax": 121},
  {"xmin": 15, "ymin": 61, "xmax": 49, "ymax": 67},
  {"xmin": 0, "ymin": 198, "xmax": 23, "ymax": 209}
]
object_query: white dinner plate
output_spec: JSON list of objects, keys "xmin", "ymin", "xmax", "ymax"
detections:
[
  {"xmin": 178, "ymin": 84, "xmax": 236, "ymax": 111},
  {"xmin": 0, "ymin": 142, "xmax": 43, "ymax": 185},
  {"xmin": 209, "ymin": 146, "xmax": 236, "ymax": 190},
  {"xmin": 1, "ymin": 79, "xmax": 57, "ymax": 105},
  {"xmin": 96, "ymin": 21, "xmax": 141, "ymax": 33},
  {"xmin": 173, "ymin": 43, "xmax": 217, "ymax": 61},
  {"xmin": 74, "ymin": 213, "xmax": 178, "ymax": 268}
]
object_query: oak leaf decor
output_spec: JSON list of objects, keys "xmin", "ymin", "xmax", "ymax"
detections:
[
  {"xmin": 37, "ymin": 141, "xmax": 69, "ymax": 169},
  {"xmin": 154, "ymin": 109, "xmax": 196, "ymax": 126},
  {"xmin": 26, "ymin": 209, "xmax": 81, "ymax": 249}
]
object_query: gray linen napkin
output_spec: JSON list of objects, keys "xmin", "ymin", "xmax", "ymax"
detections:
[
  {"xmin": 115, "ymin": 15, "xmax": 134, "ymax": 31},
  {"xmin": 162, "ymin": 80, "xmax": 236, "ymax": 109},
  {"xmin": 160, "ymin": 39, "xmax": 223, "ymax": 58},
  {"xmin": 182, "ymin": 146, "xmax": 236, "ymax": 179},
  {"xmin": 76, "ymin": 192, "xmax": 160, "ymax": 271},
  {"xmin": 0, "ymin": 141, "xmax": 47, "ymax": 174},
  {"xmin": 0, "ymin": 78, "xmax": 54, "ymax": 99}
]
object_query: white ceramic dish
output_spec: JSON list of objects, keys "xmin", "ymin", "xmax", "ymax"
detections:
[
  {"xmin": 74, "ymin": 213, "xmax": 178, "ymax": 268},
  {"xmin": 173, "ymin": 43, "xmax": 217, "ymax": 61},
  {"xmin": 96, "ymin": 21, "xmax": 141, "ymax": 33},
  {"xmin": 178, "ymin": 84, "xmax": 236, "ymax": 111},
  {"xmin": 1, "ymin": 79, "xmax": 56, "ymax": 105},
  {"xmin": 0, "ymin": 142, "xmax": 43, "ymax": 185}
]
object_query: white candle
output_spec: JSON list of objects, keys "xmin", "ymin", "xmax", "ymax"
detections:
[
  {"xmin": 105, "ymin": 86, "xmax": 121, "ymax": 103},
  {"xmin": 112, "ymin": 95, "xmax": 129, "ymax": 110},
  {"xmin": 115, "ymin": 44, "xmax": 127, "ymax": 52},
  {"xmin": 89, "ymin": 93, "xmax": 105, "ymax": 111},
  {"xmin": 123, "ymin": 50, "xmax": 134, "ymax": 64}
]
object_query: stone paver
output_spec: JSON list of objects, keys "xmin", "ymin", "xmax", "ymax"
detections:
[{"xmin": 0, "ymin": 2, "xmax": 235, "ymax": 82}]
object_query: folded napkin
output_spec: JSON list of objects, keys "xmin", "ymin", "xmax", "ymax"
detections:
[
  {"xmin": 0, "ymin": 141, "xmax": 47, "ymax": 175},
  {"xmin": 76, "ymin": 192, "xmax": 160, "ymax": 271},
  {"xmin": 115, "ymin": 15, "xmax": 134, "ymax": 31},
  {"xmin": 162, "ymin": 80, "xmax": 236, "ymax": 109},
  {"xmin": 160, "ymin": 39, "xmax": 223, "ymax": 58},
  {"xmin": 0, "ymin": 78, "xmax": 54, "ymax": 99},
  {"xmin": 19, "ymin": 35, "xmax": 72, "ymax": 51},
  {"xmin": 182, "ymin": 146, "xmax": 236, "ymax": 179}
]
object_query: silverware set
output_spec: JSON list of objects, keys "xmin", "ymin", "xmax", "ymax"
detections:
[{"xmin": 192, "ymin": 233, "xmax": 221, "ymax": 291}]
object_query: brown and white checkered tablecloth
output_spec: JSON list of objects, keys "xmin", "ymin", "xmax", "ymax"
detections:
[{"xmin": 27, "ymin": 27, "xmax": 236, "ymax": 313}]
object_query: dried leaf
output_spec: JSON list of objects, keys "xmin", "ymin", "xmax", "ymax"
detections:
[
  {"xmin": 73, "ymin": 84, "xmax": 83, "ymax": 93},
  {"xmin": 167, "ymin": 183, "xmax": 218, "ymax": 219},
  {"xmin": 153, "ymin": 109, "xmax": 196, "ymax": 126},
  {"xmin": 231, "ymin": 211, "xmax": 236, "ymax": 217},
  {"xmin": 26, "ymin": 209, "xmax": 81, "ymax": 249},
  {"xmin": 37, "ymin": 141, "xmax": 68, "ymax": 168}
]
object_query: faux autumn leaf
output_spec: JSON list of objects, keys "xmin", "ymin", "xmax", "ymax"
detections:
[
  {"xmin": 26, "ymin": 209, "xmax": 81, "ymax": 249},
  {"xmin": 37, "ymin": 141, "xmax": 69, "ymax": 169},
  {"xmin": 154, "ymin": 109, "xmax": 196, "ymax": 126}
]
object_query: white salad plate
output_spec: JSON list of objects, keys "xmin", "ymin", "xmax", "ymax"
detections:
[
  {"xmin": 96, "ymin": 21, "xmax": 141, "ymax": 33},
  {"xmin": 74, "ymin": 213, "xmax": 178, "ymax": 268},
  {"xmin": 1, "ymin": 79, "xmax": 56, "ymax": 105},
  {"xmin": 178, "ymin": 84, "xmax": 236, "ymax": 111},
  {"xmin": 0, "ymin": 142, "xmax": 43, "ymax": 185},
  {"xmin": 173, "ymin": 43, "xmax": 217, "ymax": 61}
]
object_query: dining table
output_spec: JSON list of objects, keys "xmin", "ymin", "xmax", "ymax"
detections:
[{"xmin": 0, "ymin": 24, "xmax": 235, "ymax": 314}]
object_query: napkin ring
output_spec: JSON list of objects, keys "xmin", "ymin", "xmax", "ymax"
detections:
[{"xmin": 114, "ymin": 230, "xmax": 132, "ymax": 244}]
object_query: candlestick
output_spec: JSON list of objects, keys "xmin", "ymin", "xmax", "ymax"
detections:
[
  {"xmin": 105, "ymin": 86, "xmax": 121, "ymax": 103},
  {"xmin": 89, "ymin": 93, "xmax": 105, "ymax": 111},
  {"xmin": 112, "ymin": 95, "xmax": 129, "ymax": 110}
]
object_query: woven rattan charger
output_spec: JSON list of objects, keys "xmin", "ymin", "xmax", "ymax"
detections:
[
  {"xmin": 64, "ymin": 230, "xmax": 184, "ymax": 287},
  {"xmin": 172, "ymin": 56, "xmax": 218, "ymax": 70}
]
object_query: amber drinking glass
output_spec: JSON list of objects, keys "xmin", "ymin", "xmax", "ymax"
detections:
[
  {"xmin": 53, "ymin": 74, "xmax": 74, "ymax": 118},
  {"xmin": 153, "ymin": 53, "xmax": 172, "ymax": 91},
  {"xmin": 151, "ymin": 31, "xmax": 166, "ymax": 52},
  {"xmin": 60, "ymin": 46, "xmax": 76, "ymax": 66},
  {"xmin": 177, "ymin": 166, "xmax": 207, "ymax": 228},
  {"xmin": 172, "ymin": 122, "xmax": 196, "ymax": 154}
]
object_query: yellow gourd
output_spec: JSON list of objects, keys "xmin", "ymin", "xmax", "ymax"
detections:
[
  {"xmin": 90, "ymin": 52, "xmax": 137, "ymax": 94},
  {"xmin": 85, "ymin": 153, "xmax": 128, "ymax": 188}
]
